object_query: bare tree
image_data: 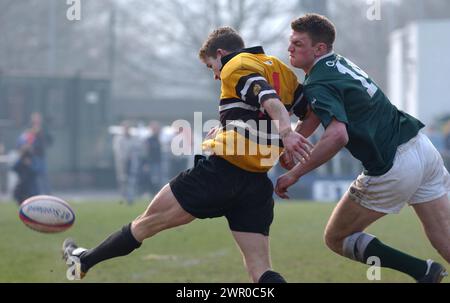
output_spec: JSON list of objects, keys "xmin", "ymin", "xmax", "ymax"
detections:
[
  {"xmin": 0, "ymin": 0, "xmax": 334, "ymax": 100},
  {"xmin": 109, "ymin": 0, "xmax": 303, "ymax": 99},
  {"xmin": 0, "ymin": 0, "xmax": 107, "ymax": 75}
]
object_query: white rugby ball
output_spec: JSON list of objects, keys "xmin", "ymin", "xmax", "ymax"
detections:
[{"xmin": 19, "ymin": 195, "xmax": 75, "ymax": 233}]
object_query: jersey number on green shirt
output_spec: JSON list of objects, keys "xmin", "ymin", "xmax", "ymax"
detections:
[{"xmin": 334, "ymin": 58, "xmax": 378, "ymax": 98}]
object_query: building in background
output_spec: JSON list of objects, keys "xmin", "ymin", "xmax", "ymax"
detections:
[{"xmin": 388, "ymin": 19, "xmax": 450, "ymax": 125}]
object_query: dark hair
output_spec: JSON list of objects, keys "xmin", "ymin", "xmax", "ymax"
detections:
[
  {"xmin": 291, "ymin": 14, "xmax": 336, "ymax": 51},
  {"xmin": 199, "ymin": 26, "xmax": 245, "ymax": 60}
]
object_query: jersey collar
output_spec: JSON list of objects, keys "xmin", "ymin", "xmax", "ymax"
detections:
[
  {"xmin": 220, "ymin": 46, "xmax": 265, "ymax": 70},
  {"xmin": 308, "ymin": 51, "xmax": 335, "ymax": 75}
]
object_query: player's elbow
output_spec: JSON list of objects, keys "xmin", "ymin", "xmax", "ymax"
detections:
[
  {"xmin": 327, "ymin": 120, "xmax": 349, "ymax": 147},
  {"xmin": 335, "ymin": 128, "xmax": 349, "ymax": 147},
  {"xmin": 261, "ymin": 98, "xmax": 280, "ymax": 113}
]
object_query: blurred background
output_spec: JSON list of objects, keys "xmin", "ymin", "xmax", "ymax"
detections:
[{"xmin": 0, "ymin": 0, "xmax": 449, "ymax": 203}]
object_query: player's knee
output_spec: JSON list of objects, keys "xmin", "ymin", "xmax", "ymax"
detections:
[
  {"xmin": 342, "ymin": 232, "xmax": 376, "ymax": 263},
  {"xmin": 323, "ymin": 229, "xmax": 343, "ymax": 254}
]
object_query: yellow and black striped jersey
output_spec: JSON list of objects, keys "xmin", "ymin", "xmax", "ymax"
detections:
[{"xmin": 203, "ymin": 46, "xmax": 306, "ymax": 172}]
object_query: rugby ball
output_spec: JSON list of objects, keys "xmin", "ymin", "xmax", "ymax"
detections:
[{"xmin": 19, "ymin": 195, "xmax": 75, "ymax": 233}]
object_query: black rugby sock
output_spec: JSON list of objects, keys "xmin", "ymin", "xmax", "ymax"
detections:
[
  {"xmin": 363, "ymin": 238, "xmax": 427, "ymax": 280},
  {"xmin": 80, "ymin": 223, "xmax": 142, "ymax": 272},
  {"xmin": 258, "ymin": 270, "xmax": 287, "ymax": 283}
]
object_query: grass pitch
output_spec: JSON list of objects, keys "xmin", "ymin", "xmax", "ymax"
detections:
[{"xmin": 0, "ymin": 199, "xmax": 447, "ymax": 283}]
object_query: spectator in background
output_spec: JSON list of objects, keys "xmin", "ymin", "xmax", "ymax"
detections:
[
  {"xmin": 0, "ymin": 138, "xmax": 7, "ymax": 195},
  {"xmin": 168, "ymin": 125, "xmax": 190, "ymax": 179},
  {"xmin": 113, "ymin": 121, "xmax": 141, "ymax": 205},
  {"xmin": 143, "ymin": 121, "xmax": 162, "ymax": 195},
  {"xmin": 22, "ymin": 112, "xmax": 53, "ymax": 194},
  {"xmin": 12, "ymin": 143, "xmax": 38, "ymax": 205}
]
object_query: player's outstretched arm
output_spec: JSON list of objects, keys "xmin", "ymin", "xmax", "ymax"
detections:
[
  {"xmin": 294, "ymin": 106, "xmax": 321, "ymax": 139},
  {"xmin": 279, "ymin": 108, "xmax": 322, "ymax": 170},
  {"xmin": 262, "ymin": 97, "xmax": 314, "ymax": 164},
  {"xmin": 275, "ymin": 118, "xmax": 348, "ymax": 199}
]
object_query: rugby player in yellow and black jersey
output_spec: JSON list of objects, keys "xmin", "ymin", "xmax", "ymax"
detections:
[
  {"xmin": 61, "ymin": 27, "xmax": 312, "ymax": 283},
  {"xmin": 200, "ymin": 44, "xmax": 309, "ymax": 173}
]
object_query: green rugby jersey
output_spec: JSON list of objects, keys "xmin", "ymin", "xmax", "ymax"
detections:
[{"xmin": 303, "ymin": 53, "xmax": 424, "ymax": 176}]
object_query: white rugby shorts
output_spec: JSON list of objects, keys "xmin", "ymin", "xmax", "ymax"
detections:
[{"xmin": 347, "ymin": 132, "xmax": 450, "ymax": 214}]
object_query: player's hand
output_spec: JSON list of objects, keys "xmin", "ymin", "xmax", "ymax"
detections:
[
  {"xmin": 275, "ymin": 172, "xmax": 299, "ymax": 199},
  {"xmin": 281, "ymin": 130, "xmax": 314, "ymax": 164},
  {"xmin": 279, "ymin": 151, "xmax": 295, "ymax": 170},
  {"xmin": 205, "ymin": 126, "xmax": 220, "ymax": 141}
]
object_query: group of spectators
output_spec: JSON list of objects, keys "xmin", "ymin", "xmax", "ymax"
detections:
[
  {"xmin": 112, "ymin": 120, "xmax": 190, "ymax": 205},
  {"xmin": 12, "ymin": 112, "xmax": 53, "ymax": 204},
  {"xmin": 6, "ymin": 115, "xmax": 189, "ymax": 205}
]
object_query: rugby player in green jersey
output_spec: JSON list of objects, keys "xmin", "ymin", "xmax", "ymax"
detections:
[{"xmin": 276, "ymin": 13, "xmax": 450, "ymax": 283}]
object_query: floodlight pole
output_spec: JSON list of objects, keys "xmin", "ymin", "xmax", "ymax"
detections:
[
  {"xmin": 47, "ymin": 0, "xmax": 57, "ymax": 74},
  {"xmin": 109, "ymin": 2, "xmax": 117, "ymax": 80}
]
